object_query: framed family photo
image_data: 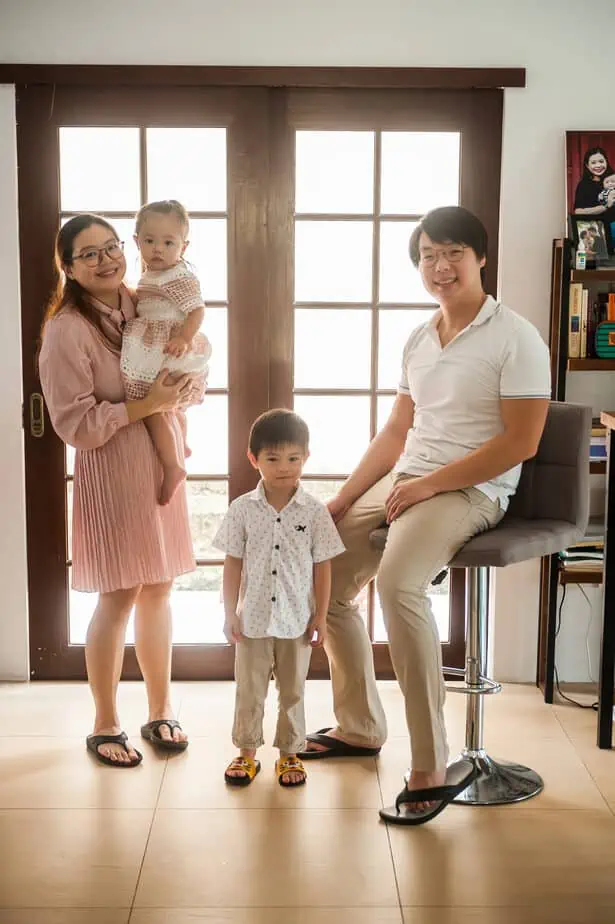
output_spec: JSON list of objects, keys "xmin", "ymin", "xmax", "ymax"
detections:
[
  {"xmin": 568, "ymin": 214, "xmax": 613, "ymax": 263},
  {"xmin": 566, "ymin": 132, "xmax": 615, "ymax": 249}
]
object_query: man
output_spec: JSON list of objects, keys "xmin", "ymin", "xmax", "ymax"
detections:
[{"xmin": 298, "ymin": 206, "xmax": 551, "ymax": 825}]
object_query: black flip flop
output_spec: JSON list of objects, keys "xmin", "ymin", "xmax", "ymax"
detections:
[
  {"xmin": 297, "ymin": 727, "xmax": 382, "ymax": 760},
  {"xmin": 86, "ymin": 732, "xmax": 143, "ymax": 768},
  {"xmin": 141, "ymin": 719, "xmax": 189, "ymax": 752},
  {"xmin": 379, "ymin": 760, "xmax": 477, "ymax": 826}
]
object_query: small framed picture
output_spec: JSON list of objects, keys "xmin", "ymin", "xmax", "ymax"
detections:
[{"xmin": 568, "ymin": 214, "xmax": 613, "ymax": 263}]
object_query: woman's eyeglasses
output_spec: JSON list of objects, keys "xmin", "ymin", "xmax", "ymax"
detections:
[
  {"xmin": 419, "ymin": 245, "xmax": 466, "ymax": 267},
  {"xmin": 72, "ymin": 241, "xmax": 125, "ymax": 267}
]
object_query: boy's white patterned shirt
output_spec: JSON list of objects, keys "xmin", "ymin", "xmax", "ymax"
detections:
[{"xmin": 213, "ymin": 481, "xmax": 345, "ymax": 639}]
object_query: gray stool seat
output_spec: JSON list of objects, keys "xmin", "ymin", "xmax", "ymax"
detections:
[
  {"xmin": 371, "ymin": 518, "xmax": 582, "ymax": 568},
  {"xmin": 369, "ymin": 401, "xmax": 591, "ymax": 806}
]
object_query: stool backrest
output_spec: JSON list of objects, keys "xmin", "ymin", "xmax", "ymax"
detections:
[{"xmin": 506, "ymin": 401, "xmax": 591, "ymax": 529}]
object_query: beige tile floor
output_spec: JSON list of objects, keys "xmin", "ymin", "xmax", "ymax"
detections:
[{"xmin": 0, "ymin": 680, "xmax": 613, "ymax": 923}]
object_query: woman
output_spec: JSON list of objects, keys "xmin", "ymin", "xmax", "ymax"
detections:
[
  {"xmin": 574, "ymin": 146, "xmax": 615, "ymax": 217},
  {"xmin": 39, "ymin": 214, "xmax": 196, "ymax": 767}
]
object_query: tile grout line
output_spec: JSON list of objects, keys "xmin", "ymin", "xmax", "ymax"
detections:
[
  {"xmin": 127, "ymin": 717, "xmax": 178, "ymax": 919},
  {"xmin": 551, "ymin": 708, "xmax": 615, "ymax": 817},
  {"xmin": 127, "ymin": 683, "xmax": 188, "ymax": 919},
  {"xmin": 375, "ymin": 753, "xmax": 406, "ymax": 921}
]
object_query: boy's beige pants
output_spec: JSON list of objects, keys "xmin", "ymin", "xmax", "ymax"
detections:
[
  {"xmin": 325, "ymin": 473, "xmax": 503, "ymax": 772},
  {"xmin": 232, "ymin": 635, "xmax": 312, "ymax": 754}
]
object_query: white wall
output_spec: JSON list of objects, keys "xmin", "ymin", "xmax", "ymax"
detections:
[
  {"xmin": 0, "ymin": 85, "xmax": 29, "ymax": 680},
  {"xmin": 1, "ymin": 0, "xmax": 614, "ymax": 682}
]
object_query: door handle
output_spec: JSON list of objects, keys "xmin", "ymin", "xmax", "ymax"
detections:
[{"xmin": 29, "ymin": 392, "xmax": 45, "ymax": 438}]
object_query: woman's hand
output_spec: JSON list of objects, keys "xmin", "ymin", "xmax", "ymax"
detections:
[
  {"xmin": 385, "ymin": 477, "xmax": 437, "ymax": 523},
  {"xmin": 146, "ymin": 370, "xmax": 193, "ymax": 414}
]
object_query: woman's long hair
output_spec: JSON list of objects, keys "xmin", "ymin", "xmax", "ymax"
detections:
[
  {"xmin": 41, "ymin": 214, "xmax": 123, "ymax": 350},
  {"xmin": 582, "ymin": 146, "xmax": 614, "ymax": 181}
]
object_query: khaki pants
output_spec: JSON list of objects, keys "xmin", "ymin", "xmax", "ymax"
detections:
[
  {"xmin": 232, "ymin": 635, "xmax": 312, "ymax": 754},
  {"xmin": 326, "ymin": 473, "xmax": 504, "ymax": 772}
]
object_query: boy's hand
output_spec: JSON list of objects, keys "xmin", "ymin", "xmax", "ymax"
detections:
[
  {"xmin": 165, "ymin": 335, "xmax": 191, "ymax": 358},
  {"xmin": 306, "ymin": 615, "xmax": 327, "ymax": 648},
  {"xmin": 223, "ymin": 614, "xmax": 243, "ymax": 645}
]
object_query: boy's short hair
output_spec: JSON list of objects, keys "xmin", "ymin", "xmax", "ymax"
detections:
[
  {"xmin": 249, "ymin": 409, "xmax": 309, "ymax": 456},
  {"xmin": 408, "ymin": 205, "xmax": 488, "ymax": 275}
]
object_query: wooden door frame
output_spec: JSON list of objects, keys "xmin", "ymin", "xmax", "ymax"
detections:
[{"xmin": 14, "ymin": 67, "xmax": 511, "ymax": 680}]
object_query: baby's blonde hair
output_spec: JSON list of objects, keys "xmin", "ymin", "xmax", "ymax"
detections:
[{"xmin": 135, "ymin": 199, "xmax": 189, "ymax": 236}]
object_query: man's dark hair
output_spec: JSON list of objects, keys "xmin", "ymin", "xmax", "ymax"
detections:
[
  {"xmin": 249, "ymin": 408, "xmax": 309, "ymax": 456},
  {"xmin": 408, "ymin": 206, "xmax": 488, "ymax": 283}
]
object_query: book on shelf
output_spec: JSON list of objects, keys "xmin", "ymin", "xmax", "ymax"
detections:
[
  {"xmin": 568, "ymin": 282, "xmax": 582, "ymax": 358},
  {"xmin": 568, "ymin": 287, "xmax": 613, "ymax": 358}
]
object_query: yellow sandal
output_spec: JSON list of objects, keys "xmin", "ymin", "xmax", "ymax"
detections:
[
  {"xmin": 224, "ymin": 756, "xmax": 261, "ymax": 787},
  {"xmin": 276, "ymin": 756, "xmax": 307, "ymax": 787}
]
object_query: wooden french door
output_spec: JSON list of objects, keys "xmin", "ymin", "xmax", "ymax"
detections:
[{"xmin": 17, "ymin": 80, "xmax": 503, "ymax": 680}]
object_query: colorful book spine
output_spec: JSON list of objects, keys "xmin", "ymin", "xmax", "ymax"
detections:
[{"xmin": 568, "ymin": 283, "xmax": 583, "ymax": 358}]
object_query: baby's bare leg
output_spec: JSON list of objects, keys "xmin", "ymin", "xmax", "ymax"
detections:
[{"xmin": 144, "ymin": 412, "xmax": 186, "ymax": 506}]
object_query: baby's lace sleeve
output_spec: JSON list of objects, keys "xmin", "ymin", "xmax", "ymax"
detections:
[{"xmin": 160, "ymin": 269, "xmax": 205, "ymax": 316}]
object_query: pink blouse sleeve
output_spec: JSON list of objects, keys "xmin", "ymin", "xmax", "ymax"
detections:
[{"xmin": 39, "ymin": 314, "xmax": 130, "ymax": 451}]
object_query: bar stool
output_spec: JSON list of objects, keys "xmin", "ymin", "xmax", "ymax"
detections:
[{"xmin": 369, "ymin": 401, "xmax": 591, "ymax": 805}]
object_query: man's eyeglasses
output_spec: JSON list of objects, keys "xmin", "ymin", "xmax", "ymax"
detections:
[
  {"xmin": 419, "ymin": 245, "xmax": 466, "ymax": 267},
  {"xmin": 72, "ymin": 241, "xmax": 124, "ymax": 267}
]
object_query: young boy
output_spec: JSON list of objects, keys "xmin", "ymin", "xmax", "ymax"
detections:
[{"xmin": 213, "ymin": 409, "xmax": 345, "ymax": 787}]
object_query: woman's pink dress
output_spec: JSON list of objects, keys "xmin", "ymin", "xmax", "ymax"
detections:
[{"xmin": 39, "ymin": 286, "xmax": 195, "ymax": 593}]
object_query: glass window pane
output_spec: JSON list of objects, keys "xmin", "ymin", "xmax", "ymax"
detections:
[
  {"xmin": 59, "ymin": 128, "xmax": 140, "ymax": 212},
  {"xmin": 66, "ymin": 480, "xmax": 73, "ymax": 562},
  {"xmin": 380, "ymin": 132, "xmax": 460, "ymax": 215},
  {"xmin": 379, "ymin": 221, "xmax": 435, "ymax": 305},
  {"xmin": 69, "ymin": 572, "xmax": 96, "ymax": 644},
  {"xmin": 69, "ymin": 565, "xmax": 227, "ymax": 645},
  {"xmin": 146, "ymin": 128, "xmax": 227, "ymax": 213},
  {"xmin": 186, "ymin": 219, "xmax": 227, "ymax": 302},
  {"xmin": 294, "ymin": 396, "xmax": 370, "ymax": 474},
  {"xmin": 378, "ymin": 308, "xmax": 435, "ymax": 389},
  {"xmin": 295, "ymin": 221, "xmax": 373, "ymax": 303},
  {"xmin": 203, "ymin": 306, "xmax": 227, "ymax": 389},
  {"xmin": 373, "ymin": 572, "xmax": 450, "ymax": 642},
  {"xmin": 66, "ymin": 446, "xmax": 75, "ymax": 478},
  {"xmin": 301, "ymin": 479, "xmax": 345, "ymax": 505},
  {"xmin": 172, "ymin": 566, "xmax": 226, "ymax": 644},
  {"xmin": 295, "ymin": 131, "xmax": 374, "ymax": 215},
  {"xmin": 377, "ymin": 395, "xmax": 396, "ymax": 432},
  {"xmin": 187, "ymin": 480, "xmax": 228, "ymax": 560},
  {"xmin": 294, "ymin": 309, "xmax": 371, "ymax": 389},
  {"xmin": 185, "ymin": 395, "xmax": 228, "ymax": 476}
]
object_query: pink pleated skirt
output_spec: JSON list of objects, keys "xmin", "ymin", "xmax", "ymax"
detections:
[{"xmin": 72, "ymin": 418, "xmax": 195, "ymax": 593}]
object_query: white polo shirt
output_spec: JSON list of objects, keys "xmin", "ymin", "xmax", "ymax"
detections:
[
  {"xmin": 213, "ymin": 481, "xmax": 346, "ymax": 639},
  {"xmin": 394, "ymin": 295, "xmax": 551, "ymax": 511}
]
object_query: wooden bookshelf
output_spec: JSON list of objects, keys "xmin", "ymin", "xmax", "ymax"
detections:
[
  {"xmin": 568, "ymin": 359, "xmax": 615, "ymax": 371},
  {"xmin": 559, "ymin": 567, "xmax": 603, "ymax": 586},
  {"xmin": 571, "ymin": 269, "xmax": 615, "ymax": 282}
]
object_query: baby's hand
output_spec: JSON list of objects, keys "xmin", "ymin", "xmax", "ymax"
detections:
[
  {"xmin": 608, "ymin": 189, "xmax": 615, "ymax": 208},
  {"xmin": 165, "ymin": 335, "xmax": 191, "ymax": 358}
]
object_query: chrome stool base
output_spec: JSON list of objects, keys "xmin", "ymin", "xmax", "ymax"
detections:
[{"xmin": 449, "ymin": 750, "xmax": 544, "ymax": 806}]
